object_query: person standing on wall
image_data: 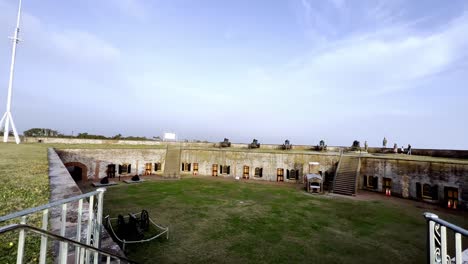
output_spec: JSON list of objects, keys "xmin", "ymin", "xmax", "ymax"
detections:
[
  {"xmin": 383, "ymin": 137, "xmax": 387, "ymax": 148},
  {"xmin": 401, "ymin": 145, "xmax": 405, "ymax": 153},
  {"xmin": 393, "ymin": 143, "xmax": 398, "ymax": 154},
  {"xmin": 407, "ymin": 144, "xmax": 412, "ymax": 155},
  {"xmin": 364, "ymin": 141, "xmax": 368, "ymax": 152}
]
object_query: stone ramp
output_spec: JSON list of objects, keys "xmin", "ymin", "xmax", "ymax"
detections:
[
  {"xmin": 333, "ymin": 155, "xmax": 360, "ymax": 196},
  {"xmin": 163, "ymin": 144, "xmax": 181, "ymax": 178},
  {"xmin": 48, "ymin": 148, "xmax": 125, "ymax": 260}
]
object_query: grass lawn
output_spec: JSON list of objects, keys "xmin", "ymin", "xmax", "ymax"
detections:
[
  {"xmin": 103, "ymin": 177, "xmax": 467, "ymax": 264},
  {"xmin": 1, "ymin": 143, "xmax": 467, "ymax": 263},
  {"xmin": 0, "ymin": 143, "xmax": 50, "ymax": 263}
]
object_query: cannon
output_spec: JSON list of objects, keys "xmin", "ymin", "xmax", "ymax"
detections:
[
  {"xmin": 219, "ymin": 138, "xmax": 231, "ymax": 147},
  {"xmin": 115, "ymin": 210, "xmax": 150, "ymax": 241},
  {"xmin": 106, "ymin": 210, "xmax": 169, "ymax": 251},
  {"xmin": 248, "ymin": 139, "xmax": 260, "ymax": 149},
  {"xmin": 281, "ymin": 139, "xmax": 292, "ymax": 150},
  {"xmin": 351, "ymin": 140, "xmax": 361, "ymax": 151},
  {"xmin": 314, "ymin": 140, "xmax": 327, "ymax": 151},
  {"xmin": 131, "ymin": 175, "xmax": 140, "ymax": 181}
]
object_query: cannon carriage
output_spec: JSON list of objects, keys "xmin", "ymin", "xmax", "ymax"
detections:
[
  {"xmin": 219, "ymin": 138, "xmax": 231, "ymax": 148},
  {"xmin": 248, "ymin": 139, "xmax": 260, "ymax": 149},
  {"xmin": 281, "ymin": 139, "xmax": 292, "ymax": 150},
  {"xmin": 105, "ymin": 210, "xmax": 169, "ymax": 251}
]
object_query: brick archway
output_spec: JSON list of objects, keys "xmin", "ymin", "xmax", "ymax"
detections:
[{"xmin": 64, "ymin": 162, "xmax": 88, "ymax": 182}]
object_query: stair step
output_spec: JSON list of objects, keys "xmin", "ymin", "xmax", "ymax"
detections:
[{"xmin": 333, "ymin": 156, "xmax": 360, "ymax": 196}]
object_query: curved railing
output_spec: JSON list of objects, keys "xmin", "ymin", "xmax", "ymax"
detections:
[
  {"xmin": 423, "ymin": 212, "xmax": 468, "ymax": 264},
  {"xmin": 0, "ymin": 224, "xmax": 137, "ymax": 263},
  {"xmin": 1, "ymin": 188, "xmax": 107, "ymax": 264}
]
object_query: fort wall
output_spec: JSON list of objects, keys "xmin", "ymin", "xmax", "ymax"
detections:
[{"xmin": 55, "ymin": 146, "xmax": 468, "ymax": 209}]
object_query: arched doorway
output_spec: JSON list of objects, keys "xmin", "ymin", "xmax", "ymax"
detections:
[{"xmin": 64, "ymin": 162, "xmax": 88, "ymax": 183}]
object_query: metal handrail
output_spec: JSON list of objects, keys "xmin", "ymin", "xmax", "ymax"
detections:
[
  {"xmin": 0, "ymin": 224, "xmax": 138, "ymax": 264},
  {"xmin": 423, "ymin": 212, "xmax": 467, "ymax": 264},
  {"xmin": 0, "ymin": 189, "xmax": 102, "ymax": 222},
  {"xmin": 0, "ymin": 188, "xmax": 106, "ymax": 264},
  {"xmin": 423, "ymin": 212, "xmax": 468, "ymax": 236}
]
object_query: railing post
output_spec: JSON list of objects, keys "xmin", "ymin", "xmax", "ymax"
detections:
[
  {"xmin": 16, "ymin": 216, "xmax": 26, "ymax": 264},
  {"xmin": 39, "ymin": 209, "xmax": 48, "ymax": 264},
  {"xmin": 94, "ymin": 188, "xmax": 106, "ymax": 264},
  {"xmin": 59, "ymin": 203, "xmax": 68, "ymax": 264},
  {"xmin": 75, "ymin": 199, "xmax": 83, "ymax": 264},
  {"xmin": 441, "ymin": 226, "xmax": 447, "ymax": 263},
  {"xmin": 455, "ymin": 233, "xmax": 462, "ymax": 264},
  {"xmin": 424, "ymin": 212, "xmax": 438, "ymax": 264},
  {"xmin": 85, "ymin": 195, "xmax": 94, "ymax": 263}
]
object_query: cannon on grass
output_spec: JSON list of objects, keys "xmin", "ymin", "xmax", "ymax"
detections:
[
  {"xmin": 281, "ymin": 139, "xmax": 292, "ymax": 150},
  {"xmin": 314, "ymin": 140, "xmax": 327, "ymax": 151},
  {"xmin": 351, "ymin": 140, "xmax": 361, "ymax": 151},
  {"xmin": 248, "ymin": 139, "xmax": 260, "ymax": 149},
  {"xmin": 106, "ymin": 210, "xmax": 169, "ymax": 251},
  {"xmin": 219, "ymin": 138, "xmax": 231, "ymax": 148}
]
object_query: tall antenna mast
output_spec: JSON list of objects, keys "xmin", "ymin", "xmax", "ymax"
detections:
[{"xmin": 0, "ymin": 0, "xmax": 22, "ymax": 144}]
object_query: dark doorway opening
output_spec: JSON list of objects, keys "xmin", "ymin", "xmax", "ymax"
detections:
[{"xmin": 67, "ymin": 166, "xmax": 83, "ymax": 182}]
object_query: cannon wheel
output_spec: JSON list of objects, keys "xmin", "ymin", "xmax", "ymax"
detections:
[{"xmin": 140, "ymin": 210, "xmax": 150, "ymax": 231}]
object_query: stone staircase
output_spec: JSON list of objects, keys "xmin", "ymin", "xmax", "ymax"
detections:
[
  {"xmin": 333, "ymin": 155, "xmax": 360, "ymax": 196},
  {"xmin": 163, "ymin": 144, "xmax": 181, "ymax": 178}
]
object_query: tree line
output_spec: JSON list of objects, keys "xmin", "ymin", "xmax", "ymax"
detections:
[{"xmin": 22, "ymin": 128, "xmax": 157, "ymax": 141}]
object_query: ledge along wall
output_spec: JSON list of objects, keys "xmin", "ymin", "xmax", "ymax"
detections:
[
  {"xmin": 55, "ymin": 146, "xmax": 468, "ymax": 210},
  {"xmin": 48, "ymin": 148, "xmax": 123, "ymax": 258}
]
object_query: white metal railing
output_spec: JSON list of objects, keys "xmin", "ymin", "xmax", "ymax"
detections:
[
  {"xmin": 423, "ymin": 212, "xmax": 468, "ymax": 264},
  {"xmin": 0, "ymin": 188, "xmax": 109, "ymax": 264},
  {"xmin": 0, "ymin": 224, "xmax": 136, "ymax": 263}
]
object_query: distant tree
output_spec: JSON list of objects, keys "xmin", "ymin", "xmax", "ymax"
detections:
[
  {"xmin": 112, "ymin": 134, "xmax": 122, "ymax": 139},
  {"xmin": 123, "ymin": 136, "xmax": 148, "ymax": 141},
  {"xmin": 24, "ymin": 128, "xmax": 58, "ymax": 137},
  {"xmin": 77, "ymin": 132, "xmax": 89, "ymax": 138},
  {"xmin": 76, "ymin": 132, "xmax": 107, "ymax": 139},
  {"xmin": 0, "ymin": 130, "xmax": 14, "ymax": 136}
]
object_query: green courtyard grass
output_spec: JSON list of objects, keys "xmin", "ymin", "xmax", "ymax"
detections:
[
  {"xmin": 1, "ymin": 143, "xmax": 467, "ymax": 263},
  {"xmin": 103, "ymin": 178, "xmax": 467, "ymax": 264},
  {"xmin": 0, "ymin": 143, "xmax": 50, "ymax": 263}
]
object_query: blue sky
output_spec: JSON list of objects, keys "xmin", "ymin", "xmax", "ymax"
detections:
[{"xmin": 0, "ymin": 0, "xmax": 467, "ymax": 149}]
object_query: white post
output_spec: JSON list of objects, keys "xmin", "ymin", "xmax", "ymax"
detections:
[
  {"xmin": 16, "ymin": 216, "xmax": 26, "ymax": 264},
  {"xmin": 39, "ymin": 209, "xmax": 49, "ymax": 264},
  {"xmin": 75, "ymin": 199, "xmax": 83, "ymax": 264},
  {"xmin": 1, "ymin": 0, "xmax": 22, "ymax": 144},
  {"xmin": 94, "ymin": 188, "xmax": 106, "ymax": 264},
  {"xmin": 441, "ymin": 226, "xmax": 447, "ymax": 263},
  {"xmin": 59, "ymin": 203, "xmax": 68, "ymax": 264},
  {"xmin": 455, "ymin": 233, "xmax": 462, "ymax": 264},
  {"xmin": 85, "ymin": 195, "xmax": 94, "ymax": 264},
  {"xmin": 429, "ymin": 220, "xmax": 435, "ymax": 264}
]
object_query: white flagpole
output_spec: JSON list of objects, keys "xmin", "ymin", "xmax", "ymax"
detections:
[{"xmin": 1, "ymin": 0, "xmax": 22, "ymax": 144}]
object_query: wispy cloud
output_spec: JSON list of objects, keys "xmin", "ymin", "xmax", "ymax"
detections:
[
  {"xmin": 285, "ymin": 4, "xmax": 468, "ymax": 99},
  {"xmin": 0, "ymin": 0, "xmax": 121, "ymax": 65},
  {"xmin": 107, "ymin": 0, "xmax": 148, "ymax": 20},
  {"xmin": 50, "ymin": 30, "xmax": 120, "ymax": 63}
]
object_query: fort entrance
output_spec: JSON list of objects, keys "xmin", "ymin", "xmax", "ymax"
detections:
[{"xmin": 64, "ymin": 162, "xmax": 87, "ymax": 183}]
